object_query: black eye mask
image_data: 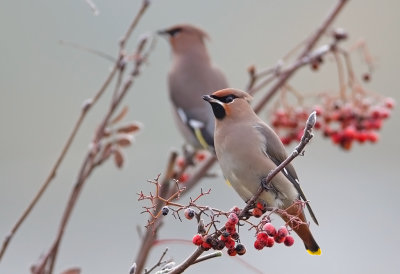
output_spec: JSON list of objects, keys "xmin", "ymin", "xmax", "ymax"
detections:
[{"xmin": 211, "ymin": 94, "xmax": 237, "ymax": 104}]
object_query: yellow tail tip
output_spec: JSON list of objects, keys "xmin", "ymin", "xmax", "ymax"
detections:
[{"xmin": 307, "ymin": 248, "xmax": 321, "ymax": 256}]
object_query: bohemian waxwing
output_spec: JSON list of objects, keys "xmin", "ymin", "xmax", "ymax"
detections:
[
  {"xmin": 203, "ymin": 88, "xmax": 321, "ymax": 255},
  {"xmin": 159, "ymin": 24, "xmax": 229, "ymax": 151}
]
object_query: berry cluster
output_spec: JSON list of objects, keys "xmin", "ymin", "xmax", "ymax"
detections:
[
  {"xmin": 254, "ymin": 223, "xmax": 294, "ymax": 250},
  {"xmin": 270, "ymin": 108, "xmax": 309, "ymax": 145},
  {"xmin": 192, "ymin": 212, "xmax": 246, "ymax": 256},
  {"xmin": 252, "ymin": 201, "xmax": 267, "ymax": 218},
  {"xmin": 270, "ymin": 96, "xmax": 395, "ymax": 150},
  {"xmin": 316, "ymin": 96, "xmax": 394, "ymax": 150}
]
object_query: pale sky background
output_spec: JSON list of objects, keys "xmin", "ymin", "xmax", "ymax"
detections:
[{"xmin": 0, "ymin": 1, "xmax": 399, "ymax": 273}]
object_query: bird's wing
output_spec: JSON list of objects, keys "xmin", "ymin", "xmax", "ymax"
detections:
[
  {"xmin": 176, "ymin": 107, "xmax": 214, "ymax": 151},
  {"xmin": 255, "ymin": 123, "xmax": 319, "ymax": 225},
  {"xmin": 168, "ymin": 64, "xmax": 227, "ymax": 151}
]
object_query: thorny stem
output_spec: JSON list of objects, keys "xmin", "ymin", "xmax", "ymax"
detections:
[{"xmin": 333, "ymin": 50, "xmax": 347, "ymax": 101}]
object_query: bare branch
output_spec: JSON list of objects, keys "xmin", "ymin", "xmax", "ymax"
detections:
[{"xmin": 143, "ymin": 248, "xmax": 169, "ymax": 274}]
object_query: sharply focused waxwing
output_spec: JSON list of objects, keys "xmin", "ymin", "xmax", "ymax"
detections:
[
  {"xmin": 158, "ymin": 24, "xmax": 229, "ymax": 151},
  {"xmin": 203, "ymin": 88, "xmax": 321, "ymax": 255}
]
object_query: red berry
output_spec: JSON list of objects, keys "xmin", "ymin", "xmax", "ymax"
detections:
[
  {"xmin": 254, "ymin": 240, "xmax": 265, "ymax": 250},
  {"xmin": 236, "ymin": 243, "xmax": 246, "ymax": 255},
  {"xmin": 272, "ymin": 119, "xmax": 280, "ymax": 128},
  {"xmin": 225, "ymin": 238, "xmax": 235, "ymax": 249},
  {"xmin": 384, "ymin": 97, "xmax": 395, "ymax": 109},
  {"xmin": 176, "ymin": 157, "xmax": 185, "ymax": 168},
  {"xmin": 265, "ymin": 237, "xmax": 275, "ymax": 247},
  {"xmin": 227, "ymin": 248, "xmax": 237, "ymax": 256},
  {"xmin": 343, "ymin": 126, "xmax": 356, "ymax": 140},
  {"xmin": 277, "ymin": 226, "xmax": 288, "ymax": 238},
  {"xmin": 256, "ymin": 232, "xmax": 269, "ymax": 244},
  {"xmin": 230, "ymin": 206, "xmax": 241, "ymax": 216},
  {"xmin": 379, "ymin": 108, "xmax": 390, "ymax": 119},
  {"xmin": 184, "ymin": 208, "xmax": 195, "ymax": 220},
  {"xmin": 371, "ymin": 107, "xmax": 381, "ymax": 119},
  {"xmin": 226, "ymin": 227, "xmax": 236, "ymax": 235},
  {"xmin": 201, "ymin": 241, "xmax": 212, "ymax": 250},
  {"xmin": 263, "ymin": 223, "xmax": 277, "ymax": 237},
  {"xmin": 178, "ymin": 173, "xmax": 189, "ymax": 183},
  {"xmin": 256, "ymin": 201, "xmax": 266, "ymax": 211},
  {"xmin": 356, "ymin": 131, "xmax": 368, "ymax": 143},
  {"xmin": 220, "ymin": 232, "xmax": 231, "ymax": 242},
  {"xmin": 367, "ymin": 131, "xmax": 379, "ymax": 143},
  {"xmin": 341, "ymin": 139, "xmax": 353, "ymax": 150},
  {"xmin": 370, "ymin": 119, "xmax": 382, "ymax": 130},
  {"xmin": 225, "ymin": 224, "xmax": 236, "ymax": 235},
  {"xmin": 192, "ymin": 234, "xmax": 203, "ymax": 246},
  {"xmin": 284, "ymin": 235, "xmax": 295, "ymax": 247},
  {"xmin": 274, "ymin": 235, "xmax": 285, "ymax": 244},
  {"xmin": 228, "ymin": 213, "xmax": 239, "ymax": 224},
  {"xmin": 331, "ymin": 132, "xmax": 342, "ymax": 144},
  {"xmin": 252, "ymin": 208, "xmax": 263, "ymax": 218},
  {"xmin": 195, "ymin": 152, "xmax": 206, "ymax": 161},
  {"xmin": 280, "ymin": 136, "xmax": 292, "ymax": 145}
]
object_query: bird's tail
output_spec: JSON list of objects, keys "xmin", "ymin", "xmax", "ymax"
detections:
[{"xmin": 280, "ymin": 203, "xmax": 321, "ymax": 255}]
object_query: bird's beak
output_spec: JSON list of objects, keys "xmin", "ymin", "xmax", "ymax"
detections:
[
  {"xmin": 157, "ymin": 29, "xmax": 168, "ymax": 36},
  {"xmin": 202, "ymin": 95, "xmax": 216, "ymax": 103}
]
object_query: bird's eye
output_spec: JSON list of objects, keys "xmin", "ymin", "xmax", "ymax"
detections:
[
  {"xmin": 225, "ymin": 95, "xmax": 234, "ymax": 103},
  {"xmin": 168, "ymin": 27, "xmax": 183, "ymax": 37},
  {"xmin": 210, "ymin": 94, "xmax": 237, "ymax": 103},
  {"xmin": 221, "ymin": 95, "xmax": 236, "ymax": 103}
]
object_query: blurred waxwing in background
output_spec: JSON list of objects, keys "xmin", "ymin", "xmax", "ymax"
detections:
[
  {"xmin": 158, "ymin": 24, "xmax": 229, "ymax": 152},
  {"xmin": 203, "ymin": 88, "xmax": 321, "ymax": 255}
]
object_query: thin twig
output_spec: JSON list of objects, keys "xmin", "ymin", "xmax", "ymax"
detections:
[
  {"xmin": 59, "ymin": 40, "xmax": 115, "ymax": 62},
  {"xmin": 84, "ymin": 0, "xmax": 100, "ymax": 16},
  {"xmin": 134, "ymin": 151, "xmax": 178, "ymax": 273},
  {"xmin": 144, "ymin": 248, "xmax": 169, "ymax": 274}
]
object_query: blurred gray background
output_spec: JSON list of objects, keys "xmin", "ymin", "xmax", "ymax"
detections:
[{"xmin": 1, "ymin": 0, "xmax": 399, "ymax": 273}]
